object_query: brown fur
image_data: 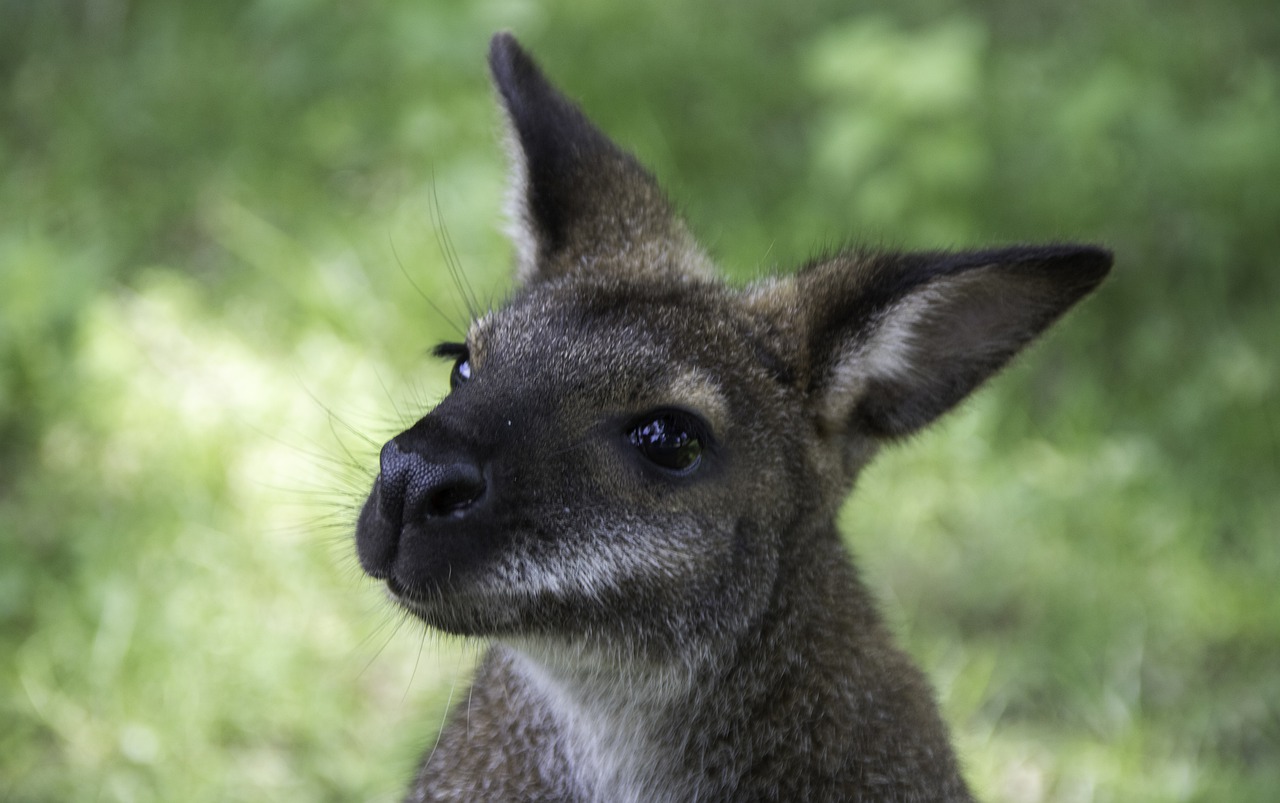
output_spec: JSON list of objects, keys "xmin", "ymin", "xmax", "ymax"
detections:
[{"xmin": 354, "ymin": 33, "xmax": 1111, "ymax": 802}]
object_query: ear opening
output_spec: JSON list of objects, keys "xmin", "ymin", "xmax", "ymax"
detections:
[{"xmin": 791, "ymin": 245, "xmax": 1111, "ymax": 440}]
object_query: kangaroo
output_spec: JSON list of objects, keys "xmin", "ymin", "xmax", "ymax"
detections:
[{"xmin": 355, "ymin": 33, "xmax": 1111, "ymax": 802}]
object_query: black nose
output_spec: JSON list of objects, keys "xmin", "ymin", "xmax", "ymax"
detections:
[{"xmin": 378, "ymin": 439, "xmax": 487, "ymax": 527}]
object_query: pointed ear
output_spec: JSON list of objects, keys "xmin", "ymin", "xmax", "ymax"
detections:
[
  {"xmin": 770, "ymin": 245, "xmax": 1111, "ymax": 440},
  {"xmin": 487, "ymin": 33, "xmax": 711, "ymax": 285}
]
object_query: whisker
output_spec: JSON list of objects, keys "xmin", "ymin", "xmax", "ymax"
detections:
[
  {"xmin": 429, "ymin": 174, "xmax": 482, "ymax": 322},
  {"xmin": 389, "ymin": 233, "xmax": 468, "ymax": 337}
]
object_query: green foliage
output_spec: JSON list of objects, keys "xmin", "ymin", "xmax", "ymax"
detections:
[{"xmin": 2, "ymin": 1, "xmax": 1276, "ymax": 800}]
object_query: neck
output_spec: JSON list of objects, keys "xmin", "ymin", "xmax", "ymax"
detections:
[
  {"xmin": 498, "ymin": 525, "xmax": 879, "ymax": 801},
  {"xmin": 500, "ymin": 639, "xmax": 701, "ymax": 803}
]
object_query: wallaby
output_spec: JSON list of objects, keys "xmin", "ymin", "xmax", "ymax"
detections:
[{"xmin": 355, "ymin": 33, "xmax": 1111, "ymax": 802}]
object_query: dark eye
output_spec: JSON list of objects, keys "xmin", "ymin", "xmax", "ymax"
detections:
[
  {"xmin": 450, "ymin": 355, "xmax": 472, "ymax": 389},
  {"xmin": 628, "ymin": 411, "xmax": 704, "ymax": 473},
  {"xmin": 432, "ymin": 342, "xmax": 472, "ymax": 390}
]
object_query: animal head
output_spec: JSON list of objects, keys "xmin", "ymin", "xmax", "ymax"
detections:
[{"xmin": 355, "ymin": 34, "xmax": 1110, "ymax": 665}]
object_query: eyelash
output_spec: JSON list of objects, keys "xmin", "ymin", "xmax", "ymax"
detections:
[
  {"xmin": 432, "ymin": 342, "xmax": 472, "ymax": 389},
  {"xmin": 432, "ymin": 342, "xmax": 468, "ymax": 360}
]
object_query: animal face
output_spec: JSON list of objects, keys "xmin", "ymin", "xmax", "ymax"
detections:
[
  {"xmin": 357, "ymin": 269, "xmax": 815, "ymax": 661},
  {"xmin": 354, "ymin": 34, "xmax": 1110, "ymax": 669}
]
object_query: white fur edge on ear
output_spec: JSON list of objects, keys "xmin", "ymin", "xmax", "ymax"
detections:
[
  {"xmin": 818, "ymin": 284, "xmax": 943, "ymax": 431},
  {"xmin": 817, "ymin": 259, "xmax": 1089, "ymax": 439},
  {"xmin": 494, "ymin": 90, "xmax": 718, "ymax": 286},
  {"xmin": 496, "ymin": 109, "xmax": 541, "ymax": 284}
]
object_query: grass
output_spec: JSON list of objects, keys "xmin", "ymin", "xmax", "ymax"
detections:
[{"xmin": 2, "ymin": 1, "xmax": 1277, "ymax": 800}]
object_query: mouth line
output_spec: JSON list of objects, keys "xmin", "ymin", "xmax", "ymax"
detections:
[
  {"xmin": 384, "ymin": 579, "xmax": 436, "ymax": 619},
  {"xmin": 385, "ymin": 575, "xmax": 424, "ymax": 600},
  {"xmin": 383, "ymin": 574, "xmax": 532, "ymax": 625}
]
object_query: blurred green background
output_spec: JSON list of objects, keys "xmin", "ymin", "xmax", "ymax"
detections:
[{"xmin": 2, "ymin": 0, "xmax": 1277, "ymax": 800}]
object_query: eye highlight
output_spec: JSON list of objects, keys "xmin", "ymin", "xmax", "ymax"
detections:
[
  {"xmin": 628, "ymin": 410, "xmax": 705, "ymax": 474},
  {"xmin": 450, "ymin": 356, "xmax": 471, "ymax": 389},
  {"xmin": 432, "ymin": 342, "xmax": 472, "ymax": 390}
]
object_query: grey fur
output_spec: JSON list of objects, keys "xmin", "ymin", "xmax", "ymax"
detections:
[{"xmin": 355, "ymin": 33, "xmax": 1111, "ymax": 802}]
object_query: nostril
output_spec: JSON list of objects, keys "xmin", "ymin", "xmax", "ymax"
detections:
[
  {"xmin": 424, "ymin": 465, "xmax": 486, "ymax": 518},
  {"xmin": 378, "ymin": 439, "xmax": 486, "ymax": 522}
]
